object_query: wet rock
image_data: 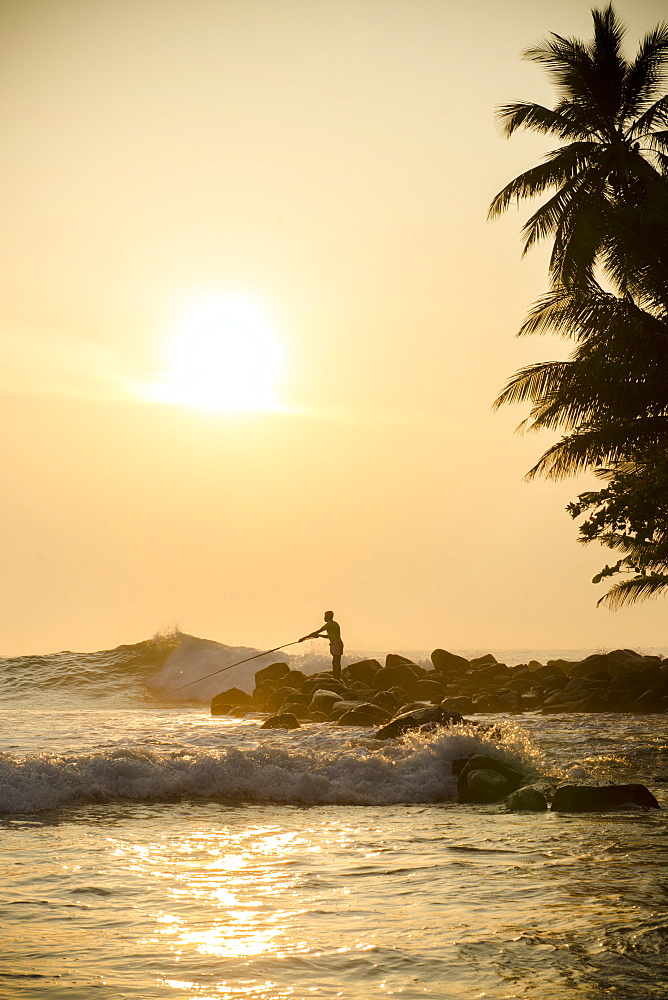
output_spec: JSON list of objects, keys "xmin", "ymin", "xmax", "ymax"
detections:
[
  {"xmin": 385, "ymin": 653, "xmax": 420, "ymax": 669},
  {"xmin": 373, "ymin": 705, "xmax": 463, "ymax": 740},
  {"xmin": 260, "ymin": 713, "xmax": 300, "ymax": 730},
  {"xmin": 440, "ymin": 696, "xmax": 475, "ymax": 714},
  {"xmin": 507, "ymin": 786, "xmax": 548, "ymax": 811},
  {"xmin": 211, "ymin": 687, "xmax": 253, "ymax": 713},
  {"xmin": 456, "ymin": 755, "xmax": 524, "ymax": 803},
  {"xmin": 343, "ymin": 659, "xmax": 382, "ymax": 685},
  {"xmin": 551, "ymin": 782, "xmax": 660, "ymax": 812},
  {"xmin": 371, "ymin": 690, "xmax": 402, "ymax": 714},
  {"xmin": 465, "ymin": 768, "xmax": 512, "ymax": 803},
  {"xmin": 469, "ymin": 653, "xmax": 498, "ymax": 668},
  {"xmin": 283, "ymin": 669, "xmax": 307, "ymax": 689},
  {"xmin": 431, "ymin": 648, "xmax": 469, "ymax": 673},
  {"xmin": 310, "ymin": 689, "xmax": 343, "ymax": 714},
  {"xmin": 374, "ymin": 663, "xmax": 421, "ymax": 692},
  {"xmin": 280, "ymin": 701, "xmax": 311, "ymax": 720},
  {"xmin": 329, "ymin": 699, "xmax": 366, "ymax": 720},
  {"xmin": 266, "ymin": 686, "xmax": 302, "ymax": 711},
  {"xmin": 414, "ymin": 678, "xmax": 447, "ymax": 702},
  {"xmin": 338, "ymin": 703, "xmax": 391, "ymax": 726},
  {"xmin": 254, "ymin": 662, "xmax": 290, "ymax": 685}
]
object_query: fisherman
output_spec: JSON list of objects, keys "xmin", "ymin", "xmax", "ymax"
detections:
[{"xmin": 299, "ymin": 611, "xmax": 344, "ymax": 680}]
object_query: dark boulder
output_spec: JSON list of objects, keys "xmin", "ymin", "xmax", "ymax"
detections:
[
  {"xmin": 266, "ymin": 686, "xmax": 303, "ymax": 711},
  {"xmin": 283, "ymin": 669, "xmax": 307, "ymax": 689},
  {"xmin": 457, "ymin": 755, "xmax": 524, "ymax": 803},
  {"xmin": 374, "ymin": 664, "xmax": 420, "ymax": 692},
  {"xmin": 254, "ymin": 661, "xmax": 290, "ymax": 685},
  {"xmin": 343, "ymin": 659, "xmax": 381, "ymax": 685},
  {"xmin": 507, "ymin": 785, "xmax": 548, "ymax": 811},
  {"xmin": 469, "ymin": 653, "xmax": 498, "ymax": 668},
  {"xmin": 551, "ymin": 782, "xmax": 660, "ymax": 812},
  {"xmin": 440, "ymin": 696, "xmax": 475, "ymax": 714},
  {"xmin": 431, "ymin": 648, "xmax": 469, "ymax": 673},
  {"xmin": 260, "ymin": 713, "xmax": 300, "ymax": 730},
  {"xmin": 211, "ymin": 687, "xmax": 253, "ymax": 713},
  {"xmin": 414, "ymin": 678, "xmax": 447, "ymax": 702},
  {"xmin": 466, "ymin": 768, "xmax": 513, "ymax": 803},
  {"xmin": 338, "ymin": 703, "xmax": 391, "ymax": 726},
  {"xmin": 373, "ymin": 705, "xmax": 463, "ymax": 740},
  {"xmin": 309, "ymin": 689, "xmax": 343, "ymax": 714},
  {"xmin": 385, "ymin": 653, "xmax": 420, "ymax": 669}
]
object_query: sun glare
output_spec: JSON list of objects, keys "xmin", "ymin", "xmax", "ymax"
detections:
[{"xmin": 151, "ymin": 295, "xmax": 282, "ymax": 411}]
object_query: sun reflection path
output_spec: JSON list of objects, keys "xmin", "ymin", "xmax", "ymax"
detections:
[{"xmin": 110, "ymin": 824, "xmax": 315, "ymax": 965}]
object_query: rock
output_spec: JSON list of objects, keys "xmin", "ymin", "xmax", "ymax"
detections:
[
  {"xmin": 211, "ymin": 687, "xmax": 253, "ymax": 712},
  {"xmin": 338, "ymin": 703, "xmax": 391, "ymax": 726},
  {"xmin": 260, "ymin": 713, "xmax": 300, "ymax": 730},
  {"xmin": 431, "ymin": 648, "xmax": 469, "ymax": 673},
  {"xmin": 283, "ymin": 669, "xmax": 307, "ymax": 689},
  {"xmin": 465, "ymin": 768, "xmax": 513, "ymax": 803},
  {"xmin": 266, "ymin": 686, "xmax": 302, "ymax": 711},
  {"xmin": 414, "ymin": 678, "xmax": 447, "ymax": 701},
  {"xmin": 254, "ymin": 661, "xmax": 290, "ymax": 685},
  {"xmin": 310, "ymin": 689, "xmax": 343, "ymax": 713},
  {"xmin": 440, "ymin": 696, "xmax": 475, "ymax": 714},
  {"xmin": 281, "ymin": 701, "xmax": 311, "ymax": 720},
  {"xmin": 507, "ymin": 786, "xmax": 548, "ymax": 811},
  {"xmin": 551, "ymin": 782, "xmax": 660, "ymax": 812},
  {"xmin": 373, "ymin": 705, "xmax": 463, "ymax": 740},
  {"xmin": 457, "ymin": 755, "xmax": 524, "ymax": 803},
  {"xmin": 343, "ymin": 659, "xmax": 381, "ymax": 685},
  {"xmin": 469, "ymin": 653, "xmax": 498, "ymax": 668},
  {"xmin": 211, "ymin": 702, "xmax": 233, "ymax": 716},
  {"xmin": 374, "ymin": 664, "xmax": 420, "ymax": 692},
  {"xmin": 371, "ymin": 690, "xmax": 402, "ymax": 714},
  {"xmin": 328, "ymin": 699, "xmax": 366, "ymax": 720},
  {"xmin": 385, "ymin": 653, "xmax": 420, "ymax": 669}
]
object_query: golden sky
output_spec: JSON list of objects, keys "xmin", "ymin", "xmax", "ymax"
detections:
[{"xmin": 1, "ymin": 0, "xmax": 667, "ymax": 656}]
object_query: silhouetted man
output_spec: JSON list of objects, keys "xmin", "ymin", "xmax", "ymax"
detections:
[{"xmin": 299, "ymin": 611, "xmax": 343, "ymax": 680}]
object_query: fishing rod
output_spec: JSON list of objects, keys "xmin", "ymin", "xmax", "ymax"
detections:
[{"xmin": 168, "ymin": 638, "xmax": 304, "ymax": 695}]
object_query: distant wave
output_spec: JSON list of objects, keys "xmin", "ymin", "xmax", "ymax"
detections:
[
  {"xmin": 0, "ymin": 632, "xmax": 328, "ymax": 706},
  {"xmin": 0, "ymin": 633, "xmax": 181, "ymax": 704}
]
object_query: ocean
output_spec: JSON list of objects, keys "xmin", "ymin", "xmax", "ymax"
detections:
[{"xmin": 1, "ymin": 632, "xmax": 667, "ymax": 999}]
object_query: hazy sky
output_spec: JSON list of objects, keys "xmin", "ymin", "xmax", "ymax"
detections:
[{"xmin": 2, "ymin": 0, "xmax": 667, "ymax": 656}]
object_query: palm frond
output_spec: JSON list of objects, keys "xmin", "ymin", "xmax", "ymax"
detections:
[{"xmin": 597, "ymin": 573, "xmax": 668, "ymax": 609}]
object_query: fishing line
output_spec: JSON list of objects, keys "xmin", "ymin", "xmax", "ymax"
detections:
[{"xmin": 167, "ymin": 639, "xmax": 303, "ymax": 694}]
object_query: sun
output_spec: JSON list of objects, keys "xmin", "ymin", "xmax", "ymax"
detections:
[{"xmin": 151, "ymin": 295, "xmax": 282, "ymax": 411}]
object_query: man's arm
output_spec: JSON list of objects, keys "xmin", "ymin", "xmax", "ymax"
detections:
[{"xmin": 299, "ymin": 627, "xmax": 326, "ymax": 642}]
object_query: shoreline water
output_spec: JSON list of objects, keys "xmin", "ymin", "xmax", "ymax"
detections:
[{"xmin": 1, "ymin": 635, "xmax": 667, "ymax": 998}]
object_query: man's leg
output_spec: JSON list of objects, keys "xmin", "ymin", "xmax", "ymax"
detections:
[{"xmin": 332, "ymin": 654, "xmax": 341, "ymax": 681}]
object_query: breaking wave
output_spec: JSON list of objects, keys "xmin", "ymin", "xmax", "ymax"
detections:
[{"xmin": 0, "ymin": 721, "xmax": 539, "ymax": 814}]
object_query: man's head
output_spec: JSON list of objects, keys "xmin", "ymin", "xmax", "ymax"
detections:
[{"xmin": 324, "ymin": 610, "xmax": 334, "ymax": 621}]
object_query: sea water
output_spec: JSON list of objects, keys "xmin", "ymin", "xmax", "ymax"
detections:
[{"xmin": 1, "ymin": 634, "xmax": 667, "ymax": 999}]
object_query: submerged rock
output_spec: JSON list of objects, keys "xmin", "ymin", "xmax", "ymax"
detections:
[
  {"xmin": 551, "ymin": 782, "xmax": 660, "ymax": 812},
  {"xmin": 260, "ymin": 713, "xmax": 301, "ymax": 730},
  {"xmin": 373, "ymin": 706, "xmax": 463, "ymax": 740}
]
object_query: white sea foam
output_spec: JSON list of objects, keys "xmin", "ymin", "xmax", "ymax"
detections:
[
  {"xmin": 0, "ymin": 722, "xmax": 537, "ymax": 813},
  {"xmin": 148, "ymin": 634, "xmax": 337, "ymax": 701}
]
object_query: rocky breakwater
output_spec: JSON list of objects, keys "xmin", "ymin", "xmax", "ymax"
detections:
[
  {"xmin": 211, "ymin": 653, "xmax": 445, "ymax": 725},
  {"xmin": 432, "ymin": 647, "xmax": 668, "ymax": 715},
  {"xmin": 210, "ymin": 646, "xmax": 668, "ymax": 720}
]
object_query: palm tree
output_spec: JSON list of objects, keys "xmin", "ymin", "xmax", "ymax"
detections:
[
  {"xmin": 567, "ymin": 454, "xmax": 668, "ymax": 608},
  {"xmin": 493, "ymin": 281, "xmax": 668, "ymax": 479},
  {"xmin": 488, "ymin": 4, "xmax": 668, "ymax": 291}
]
